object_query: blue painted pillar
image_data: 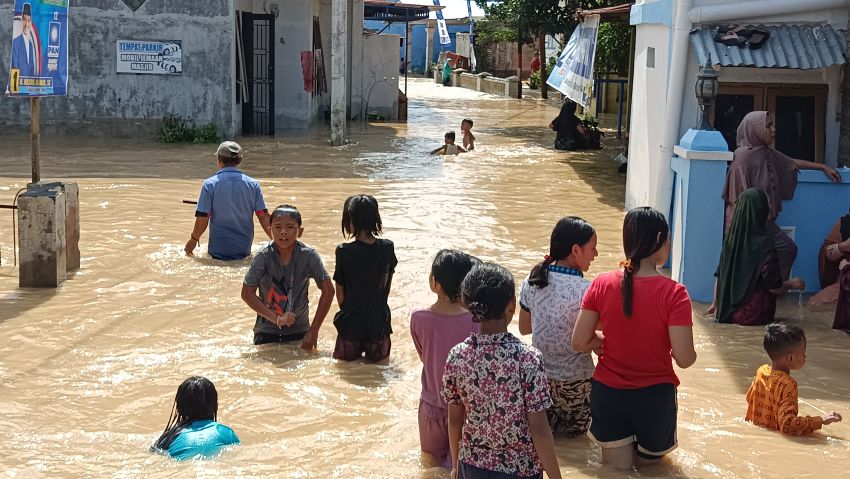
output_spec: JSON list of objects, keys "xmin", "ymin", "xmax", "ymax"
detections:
[{"xmin": 670, "ymin": 129, "xmax": 731, "ymax": 302}]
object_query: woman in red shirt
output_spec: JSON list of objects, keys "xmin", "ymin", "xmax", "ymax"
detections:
[{"xmin": 572, "ymin": 207, "xmax": 697, "ymax": 470}]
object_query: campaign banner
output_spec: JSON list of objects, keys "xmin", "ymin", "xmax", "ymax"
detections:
[
  {"xmin": 6, "ymin": 0, "xmax": 69, "ymax": 97},
  {"xmin": 546, "ymin": 14, "xmax": 600, "ymax": 108},
  {"xmin": 117, "ymin": 40, "xmax": 182, "ymax": 75},
  {"xmin": 432, "ymin": 0, "xmax": 451, "ymax": 45}
]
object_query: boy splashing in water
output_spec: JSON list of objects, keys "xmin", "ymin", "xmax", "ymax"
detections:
[
  {"xmin": 461, "ymin": 119, "xmax": 475, "ymax": 151},
  {"xmin": 746, "ymin": 323, "xmax": 842, "ymax": 435},
  {"xmin": 431, "ymin": 131, "xmax": 467, "ymax": 156}
]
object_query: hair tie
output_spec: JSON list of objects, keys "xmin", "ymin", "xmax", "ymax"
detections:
[
  {"xmin": 619, "ymin": 259, "xmax": 634, "ymax": 273},
  {"xmin": 544, "ymin": 255, "xmax": 552, "ymax": 262}
]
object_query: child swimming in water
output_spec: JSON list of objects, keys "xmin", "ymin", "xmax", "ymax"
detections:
[
  {"xmin": 242, "ymin": 205, "xmax": 335, "ymax": 348},
  {"xmin": 410, "ymin": 250, "xmax": 479, "ymax": 467},
  {"xmin": 152, "ymin": 376, "xmax": 239, "ymax": 461},
  {"xmin": 460, "ymin": 119, "xmax": 475, "ymax": 151},
  {"xmin": 746, "ymin": 323, "xmax": 842, "ymax": 435},
  {"xmin": 442, "ymin": 262, "xmax": 562, "ymax": 479},
  {"xmin": 332, "ymin": 195, "xmax": 398, "ymax": 362},
  {"xmin": 430, "ymin": 131, "xmax": 467, "ymax": 156},
  {"xmin": 519, "ymin": 216, "xmax": 598, "ymax": 437}
]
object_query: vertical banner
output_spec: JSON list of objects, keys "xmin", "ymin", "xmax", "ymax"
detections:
[
  {"xmin": 6, "ymin": 0, "xmax": 69, "ymax": 96},
  {"xmin": 466, "ymin": 0, "xmax": 476, "ymax": 71},
  {"xmin": 546, "ymin": 14, "xmax": 600, "ymax": 108},
  {"xmin": 432, "ymin": 0, "xmax": 451, "ymax": 45}
]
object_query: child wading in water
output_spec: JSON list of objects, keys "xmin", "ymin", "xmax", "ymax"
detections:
[
  {"xmin": 242, "ymin": 205, "xmax": 335, "ymax": 348},
  {"xmin": 442, "ymin": 263, "xmax": 562, "ymax": 479},
  {"xmin": 411, "ymin": 250, "xmax": 479, "ymax": 467},
  {"xmin": 573, "ymin": 207, "xmax": 696, "ymax": 470},
  {"xmin": 519, "ymin": 217, "xmax": 598, "ymax": 436},
  {"xmin": 152, "ymin": 377, "xmax": 239, "ymax": 460},
  {"xmin": 461, "ymin": 119, "xmax": 475, "ymax": 151},
  {"xmin": 332, "ymin": 195, "xmax": 398, "ymax": 362},
  {"xmin": 746, "ymin": 323, "xmax": 842, "ymax": 435},
  {"xmin": 430, "ymin": 131, "xmax": 467, "ymax": 156}
]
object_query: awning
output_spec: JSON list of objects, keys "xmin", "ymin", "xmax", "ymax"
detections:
[
  {"xmin": 364, "ymin": 0, "xmax": 440, "ymax": 23},
  {"xmin": 577, "ymin": 3, "xmax": 633, "ymax": 23},
  {"xmin": 690, "ymin": 24, "xmax": 846, "ymax": 70}
]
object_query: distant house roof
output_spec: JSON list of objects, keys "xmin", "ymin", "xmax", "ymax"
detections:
[
  {"xmin": 577, "ymin": 3, "xmax": 633, "ymax": 23},
  {"xmin": 364, "ymin": 0, "xmax": 442, "ymax": 23},
  {"xmin": 690, "ymin": 24, "xmax": 846, "ymax": 70}
]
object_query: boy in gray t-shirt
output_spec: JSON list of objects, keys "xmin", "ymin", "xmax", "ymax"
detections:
[{"xmin": 241, "ymin": 205, "xmax": 335, "ymax": 348}]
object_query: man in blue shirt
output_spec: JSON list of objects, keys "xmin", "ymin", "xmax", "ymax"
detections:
[
  {"xmin": 11, "ymin": 3, "xmax": 37, "ymax": 78},
  {"xmin": 184, "ymin": 141, "xmax": 272, "ymax": 260}
]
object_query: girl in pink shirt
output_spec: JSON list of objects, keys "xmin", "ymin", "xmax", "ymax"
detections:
[
  {"xmin": 411, "ymin": 250, "xmax": 479, "ymax": 468},
  {"xmin": 572, "ymin": 207, "xmax": 697, "ymax": 470}
]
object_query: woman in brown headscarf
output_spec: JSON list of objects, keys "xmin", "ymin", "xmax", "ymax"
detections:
[{"xmin": 721, "ymin": 111, "xmax": 840, "ymax": 279}]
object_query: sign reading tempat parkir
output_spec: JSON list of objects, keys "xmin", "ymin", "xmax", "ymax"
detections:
[
  {"xmin": 6, "ymin": 0, "xmax": 69, "ymax": 97},
  {"xmin": 116, "ymin": 40, "xmax": 182, "ymax": 75}
]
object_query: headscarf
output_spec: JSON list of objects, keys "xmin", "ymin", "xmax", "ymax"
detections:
[
  {"xmin": 716, "ymin": 188, "xmax": 776, "ymax": 323},
  {"xmin": 721, "ymin": 111, "xmax": 798, "ymax": 229},
  {"xmin": 553, "ymin": 101, "xmax": 580, "ymax": 139}
]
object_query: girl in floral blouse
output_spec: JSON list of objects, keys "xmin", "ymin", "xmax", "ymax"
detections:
[{"xmin": 442, "ymin": 262, "xmax": 562, "ymax": 479}]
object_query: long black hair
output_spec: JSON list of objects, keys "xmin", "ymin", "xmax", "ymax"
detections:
[
  {"xmin": 621, "ymin": 207, "xmax": 668, "ymax": 317},
  {"xmin": 152, "ymin": 376, "xmax": 218, "ymax": 452},
  {"xmin": 342, "ymin": 194, "xmax": 383, "ymax": 239},
  {"xmin": 432, "ymin": 249, "xmax": 479, "ymax": 302},
  {"xmin": 461, "ymin": 262, "xmax": 515, "ymax": 322},
  {"xmin": 529, "ymin": 216, "xmax": 595, "ymax": 288}
]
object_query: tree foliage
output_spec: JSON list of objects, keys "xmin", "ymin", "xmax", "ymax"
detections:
[{"xmin": 595, "ymin": 22, "xmax": 631, "ymax": 76}]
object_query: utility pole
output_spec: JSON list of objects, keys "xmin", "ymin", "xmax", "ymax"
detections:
[{"xmin": 538, "ymin": 32, "xmax": 548, "ymax": 100}]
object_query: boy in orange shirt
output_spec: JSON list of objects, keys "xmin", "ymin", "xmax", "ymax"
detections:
[{"xmin": 745, "ymin": 323, "xmax": 842, "ymax": 435}]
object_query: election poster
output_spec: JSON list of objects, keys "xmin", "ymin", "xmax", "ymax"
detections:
[
  {"xmin": 117, "ymin": 40, "xmax": 183, "ymax": 75},
  {"xmin": 6, "ymin": 0, "xmax": 69, "ymax": 97},
  {"xmin": 546, "ymin": 14, "xmax": 600, "ymax": 108}
]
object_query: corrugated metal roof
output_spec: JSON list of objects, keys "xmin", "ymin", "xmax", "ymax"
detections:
[{"xmin": 690, "ymin": 24, "xmax": 846, "ymax": 70}]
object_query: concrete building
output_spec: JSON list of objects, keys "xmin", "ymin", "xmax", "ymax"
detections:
[
  {"xmin": 627, "ymin": 0, "xmax": 848, "ymax": 214},
  {"xmin": 626, "ymin": 0, "xmax": 850, "ymax": 300},
  {"xmin": 0, "ymin": 0, "xmax": 400, "ymax": 138},
  {"xmin": 363, "ymin": 19, "xmax": 472, "ymax": 73}
]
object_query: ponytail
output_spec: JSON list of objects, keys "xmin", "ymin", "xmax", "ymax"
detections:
[
  {"xmin": 529, "ymin": 216, "xmax": 595, "ymax": 288},
  {"xmin": 620, "ymin": 208, "xmax": 669, "ymax": 318}
]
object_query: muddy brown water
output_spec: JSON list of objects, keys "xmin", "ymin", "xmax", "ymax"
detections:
[{"xmin": 0, "ymin": 79, "xmax": 848, "ymax": 478}]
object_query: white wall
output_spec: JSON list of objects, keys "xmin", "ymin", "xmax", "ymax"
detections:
[
  {"xmin": 625, "ymin": 23, "xmax": 673, "ymax": 210},
  {"xmin": 362, "ymin": 33, "xmax": 401, "ymax": 120}
]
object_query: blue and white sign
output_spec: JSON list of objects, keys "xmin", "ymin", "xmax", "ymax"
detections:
[
  {"xmin": 546, "ymin": 15, "xmax": 600, "ymax": 108},
  {"xmin": 6, "ymin": 0, "xmax": 69, "ymax": 97},
  {"xmin": 117, "ymin": 40, "xmax": 182, "ymax": 75},
  {"xmin": 432, "ymin": 0, "xmax": 451, "ymax": 45}
]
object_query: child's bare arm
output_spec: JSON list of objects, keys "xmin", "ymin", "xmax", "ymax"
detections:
[
  {"xmin": 302, "ymin": 279, "xmax": 335, "ymax": 350},
  {"xmin": 448, "ymin": 404, "xmax": 466, "ymax": 474},
  {"xmin": 241, "ymin": 284, "xmax": 288, "ymax": 327},
  {"xmin": 335, "ymin": 282, "xmax": 345, "ymax": 307},
  {"xmin": 457, "ymin": 146, "xmax": 468, "ymax": 153},
  {"xmin": 527, "ymin": 410, "xmax": 562, "ymax": 479},
  {"xmin": 430, "ymin": 146, "xmax": 445, "ymax": 155},
  {"xmin": 519, "ymin": 309, "xmax": 532, "ymax": 335}
]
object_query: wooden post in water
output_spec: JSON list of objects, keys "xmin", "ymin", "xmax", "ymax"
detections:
[
  {"xmin": 31, "ymin": 97, "xmax": 40, "ymax": 184},
  {"xmin": 539, "ymin": 33, "xmax": 547, "ymax": 100}
]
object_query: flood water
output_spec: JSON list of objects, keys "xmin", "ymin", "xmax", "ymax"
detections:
[{"xmin": 0, "ymin": 79, "xmax": 848, "ymax": 478}]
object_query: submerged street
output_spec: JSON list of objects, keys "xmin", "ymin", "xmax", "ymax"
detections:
[{"xmin": 0, "ymin": 79, "xmax": 848, "ymax": 478}]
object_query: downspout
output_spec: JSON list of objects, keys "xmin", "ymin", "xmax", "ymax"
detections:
[
  {"xmin": 689, "ymin": 0, "xmax": 850, "ymax": 24},
  {"xmin": 656, "ymin": 0, "xmax": 693, "ymax": 217}
]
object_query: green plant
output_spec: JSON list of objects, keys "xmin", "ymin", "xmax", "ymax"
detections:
[
  {"xmin": 528, "ymin": 70, "xmax": 541, "ymax": 89},
  {"xmin": 193, "ymin": 123, "xmax": 221, "ymax": 144},
  {"xmin": 156, "ymin": 115, "xmax": 221, "ymax": 144},
  {"xmin": 580, "ymin": 114, "xmax": 600, "ymax": 131},
  {"xmin": 156, "ymin": 114, "xmax": 194, "ymax": 143}
]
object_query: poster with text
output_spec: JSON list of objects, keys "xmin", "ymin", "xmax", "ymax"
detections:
[
  {"xmin": 546, "ymin": 15, "xmax": 600, "ymax": 108},
  {"xmin": 6, "ymin": 0, "xmax": 69, "ymax": 97},
  {"xmin": 117, "ymin": 40, "xmax": 182, "ymax": 75}
]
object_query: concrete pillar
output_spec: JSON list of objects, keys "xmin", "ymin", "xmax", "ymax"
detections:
[
  {"xmin": 669, "ymin": 130, "xmax": 731, "ymax": 302},
  {"xmin": 426, "ymin": 23, "xmax": 435, "ymax": 74},
  {"xmin": 63, "ymin": 182, "xmax": 80, "ymax": 271},
  {"xmin": 330, "ymin": 0, "xmax": 348, "ymax": 145},
  {"xmin": 18, "ymin": 185, "xmax": 67, "ymax": 288},
  {"xmin": 506, "ymin": 75, "xmax": 519, "ymax": 98}
]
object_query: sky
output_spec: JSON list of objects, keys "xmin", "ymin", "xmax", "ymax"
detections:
[{"xmin": 402, "ymin": 0, "xmax": 486, "ymax": 20}]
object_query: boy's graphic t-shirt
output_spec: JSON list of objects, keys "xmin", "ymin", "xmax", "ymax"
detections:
[{"xmin": 244, "ymin": 241, "xmax": 330, "ymax": 335}]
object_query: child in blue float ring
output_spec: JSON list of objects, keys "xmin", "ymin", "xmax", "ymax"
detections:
[{"xmin": 151, "ymin": 376, "xmax": 239, "ymax": 460}]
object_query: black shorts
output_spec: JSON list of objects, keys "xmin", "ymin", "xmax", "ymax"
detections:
[
  {"xmin": 458, "ymin": 462, "xmax": 541, "ymax": 479},
  {"xmin": 588, "ymin": 380, "xmax": 678, "ymax": 460},
  {"xmin": 253, "ymin": 331, "xmax": 306, "ymax": 345}
]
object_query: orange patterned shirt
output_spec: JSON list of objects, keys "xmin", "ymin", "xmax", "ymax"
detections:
[{"xmin": 745, "ymin": 365, "xmax": 823, "ymax": 435}]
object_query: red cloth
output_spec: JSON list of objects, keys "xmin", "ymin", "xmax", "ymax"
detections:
[
  {"xmin": 301, "ymin": 51, "xmax": 314, "ymax": 93},
  {"xmin": 581, "ymin": 271, "xmax": 693, "ymax": 388}
]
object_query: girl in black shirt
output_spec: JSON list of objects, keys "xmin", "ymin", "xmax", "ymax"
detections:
[{"xmin": 332, "ymin": 195, "xmax": 398, "ymax": 362}]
